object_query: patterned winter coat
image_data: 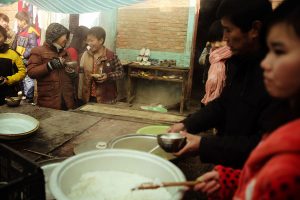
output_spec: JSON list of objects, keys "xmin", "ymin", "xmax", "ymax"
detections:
[
  {"xmin": 80, "ymin": 47, "xmax": 123, "ymax": 104},
  {"xmin": 12, "ymin": 25, "xmax": 39, "ymax": 59}
]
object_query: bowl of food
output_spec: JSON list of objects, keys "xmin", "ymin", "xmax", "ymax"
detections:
[
  {"xmin": 65, "ymin": 61, "xmax": 77, "ymax": 73},
  {"xmin": 157, "ymin": 133, "xmax": 187, "ymax": 153},
  {"xmin": 65, "ymin": 61, "xmax": 78, "ymax": 68},
  {"xmin": 49, "ymin": 149, "xmax": 185, "ymax": 200},
  {"xmin": 5, "ymin": 97, "xmax": 21, "ymax": 107},
  {"xmin": 91, "ymin": 73, "xmax": 103, "ymax": 79}
]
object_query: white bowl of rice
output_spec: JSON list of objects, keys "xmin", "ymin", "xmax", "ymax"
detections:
[{"xmin": 49, "ymin": 149, "xmax": 186, "ymax": 200}]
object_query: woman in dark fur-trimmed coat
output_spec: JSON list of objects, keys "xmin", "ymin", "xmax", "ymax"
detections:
[{"xmin": 27, "ymin": 23, "xmax": 77, "ymax": 110}]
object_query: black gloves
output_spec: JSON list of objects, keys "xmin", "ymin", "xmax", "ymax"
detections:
[
  {"xmin": 47, "ymin": 58, "xmax": 64, "ymax": 71},
  {"xmin": 47, "ymin": 58, "xmax": 78, "ymax": 79}
]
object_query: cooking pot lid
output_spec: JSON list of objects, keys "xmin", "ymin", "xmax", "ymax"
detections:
[
  {"xmin": 0, "ymin": 113, "xmax": 39, "ymax": 140},
  {"xmin": 73, "ymin": 140, "xmax": 107, "ymax": 155}
]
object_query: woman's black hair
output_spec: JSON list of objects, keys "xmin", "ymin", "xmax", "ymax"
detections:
[
  {"xmin": 268, "ymin": 0, "xmax": 300, "ymax": 117},
  {"xmin": 207, "ymin": 20, "xmax": 223, "ymax": 43},
  {"xmin": 15, "ymin": 11, "xmax": 30, "ymax": 24},
  {"xmin": 0, "ymin": 26, "xmax": 8, "ymax": 52},
  {"xmin": 87, "ymin": 26, "xmax": 106, "ymax": 44},
  {"xmin": 216, "ymin": 0, "xmax": 272, "ymax": 33},
  {"xmin": 266, "ymin": 0, "xmax": 300, "ymax": 37},
  {"xmin": 69, "ymin": 26, "xmax": 89, "ymax": 55},
  {"xmin": 0, "ymin": 25, "xmax": 7, "ymax": 40}
]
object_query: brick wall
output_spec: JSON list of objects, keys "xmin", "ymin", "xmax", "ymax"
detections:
[
  {"xmin": 0, "ymin": 2, "xmax": 18, "ymax": 30},
  {"xmin": 117, "ymin": 0, "xmax": 189, "ymax": 53}
]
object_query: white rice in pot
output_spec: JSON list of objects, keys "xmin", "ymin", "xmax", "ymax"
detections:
[{"xmin": 68, "ymin": 171, "xmax": 172, "ymax": 200}]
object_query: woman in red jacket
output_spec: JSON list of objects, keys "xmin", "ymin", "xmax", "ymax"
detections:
[{"xmin": 193, "ymin": 0, "xmax": 300, "ymax": 199}]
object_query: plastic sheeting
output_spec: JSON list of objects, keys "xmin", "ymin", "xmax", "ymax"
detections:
[
  {"xmin": 25, "ymin": 0, "xmax": 144, "ymax": 13},
  {"xmin": 0, "ymin": 0, "xmax": 17, "ymax": 6}
]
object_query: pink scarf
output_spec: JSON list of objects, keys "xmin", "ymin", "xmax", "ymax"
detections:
[{"xmin": 201, "ymin": 45, "xmax": 232, "ymax": 105}]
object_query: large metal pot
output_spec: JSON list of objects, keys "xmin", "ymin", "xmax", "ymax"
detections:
[
  {"xmin": 108, "ymin": 134, "xmax": 176, "ymax": 160},
  {"xmin": 49, "ymin": 149, "xmax": 186, "ymax": 200},
  {"xmin": 73, "ymin": 134, "xmax": 176, "ymax": 160}
]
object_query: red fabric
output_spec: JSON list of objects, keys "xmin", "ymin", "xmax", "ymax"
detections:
[
  {"xmin": 210, "ymin": 165, "xmax": 241, "ymax": 200},
  {"xmin": 233, "ymin": 118, "xmax": 300, "ymax": 200},
  {"xmin": 18, "ymin": 0, "xmax": 23, "ymax": 11},
  {"xmin": 66, "ymin": 47, "xmax": 78, "ymax": 61}
]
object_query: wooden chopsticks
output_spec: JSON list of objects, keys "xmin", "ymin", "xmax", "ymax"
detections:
[{"xmin": 132, "ymin": 180, "xmax": 202, "ymax": 191}]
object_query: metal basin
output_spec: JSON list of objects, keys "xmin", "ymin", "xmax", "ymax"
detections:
[
  {"xmin": 108, "ymin": 134, "xmax": 176, "ymax": 160},
  {"xmin": 0, "ymin": 113, "xmax": 39, "ymax": 139}
]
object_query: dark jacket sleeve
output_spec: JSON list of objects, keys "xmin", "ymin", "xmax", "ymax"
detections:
[
  {"xmin": 198, "ymin": 100, "xmax": 292, "ymax": 168},
  {"xmin": 27, "ymin": 48, "xmax": 49, "ymax": 79},
  {"xmin": 199, "ymin": 135, "xmax": 261, "ymax": 168},
  {"xmin": 182, "ymin": 96, "xmax": 225, "ymax": 134}
]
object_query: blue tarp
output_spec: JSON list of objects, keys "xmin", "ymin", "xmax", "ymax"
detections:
[
  {"xmin": 0, "ymin": 0, "xmax": 18, "ymax": 6},
  {"xmin": 26, "ymin": 0, "xmax": 144, "ymax": 13}
]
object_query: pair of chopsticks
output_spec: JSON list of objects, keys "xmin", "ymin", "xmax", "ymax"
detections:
[
  {"xmin": 24, "ymin": 149, "xmax": 68, "ymax": 160},
  {"xmin": 131, "ymin": 180, "xmax": 202, "ymax": 191},
  {"xmin": 24, "ymin": 149, "xmax": 55, "ymax": 158}
]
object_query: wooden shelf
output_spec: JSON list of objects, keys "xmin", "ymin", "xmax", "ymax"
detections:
[
  {"xmin": 127, "ymin": 63, "xmax": 189, "ymax": 113},
  {"xmin": 129, "ymin": 74, "xmax": 183, "ymax": 83},
  {"xmin": 124, "ymin": 63, "xmax": 188, "ymax": 72}
]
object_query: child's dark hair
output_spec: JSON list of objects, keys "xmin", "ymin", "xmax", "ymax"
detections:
[
  {"xmin": 216, "ymin": 0, "xmax": 272, "ymax": 33},
  {"xmin": 15, "ymin": 11, "xmax": 30, "ymax": 24},
  {"xmin": 207, "ymin": 20, "xmax": 223, "ymax": 43},
  {"xmin": 0, "ymin": 13, "xmax": 9, "ymax": 23},
  {"xmin": 266, "ymin": 0, "xmax": 300, "ymax": 38},
  {"xmin": 0, "ymin": 25, "xmax": 7, "ymax": 40},
  {"xmin": 88, "ymin": 26, "xmax": 106, "ymax": 44}
]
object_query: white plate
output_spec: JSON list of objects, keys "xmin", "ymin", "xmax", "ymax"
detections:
[{"xmin": 0, "ymin": 113, "xmax": 39, "ymax": 139}]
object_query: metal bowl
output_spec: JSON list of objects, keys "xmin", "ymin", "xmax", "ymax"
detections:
[
  {"xmin": 5, "ymin": 97, "xmax": 21, "ymax": 107},
  {"xmin": 49, "ymin": 149, "xmax": 186, "ymax": 200},
  {"xmin": 157, "ymin": 133, "xmax": 187, "ymax": 153},
  {"xmin": 65, "ymin": 61, "xmax": 77, "ymax": 68}
]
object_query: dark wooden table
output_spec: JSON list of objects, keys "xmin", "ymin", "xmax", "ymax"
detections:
[
  {"xmin": 0, "ymin": 103, "xmax": 210, "ymax": 200},
  {"xmin": 0, "ymin": 103, "xmax": 102, "ymax": 161}
]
